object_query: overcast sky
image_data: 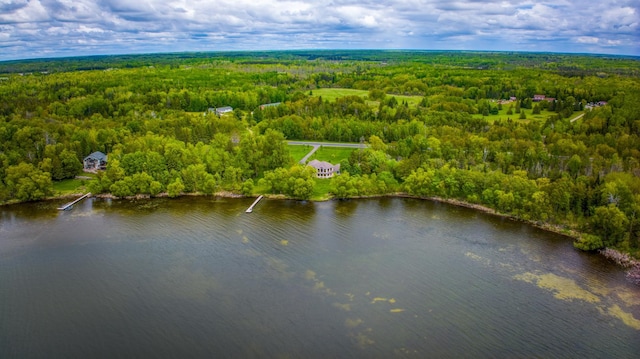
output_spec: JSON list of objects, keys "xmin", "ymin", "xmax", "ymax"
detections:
[{"xmin": 0, "ymin": 0, "xmax": 638, "ymax": 61}]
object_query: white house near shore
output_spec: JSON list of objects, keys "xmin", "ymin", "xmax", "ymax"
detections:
[{"xmin": 308, "ymin": 159, "xmax": 340, "ymax": 178}]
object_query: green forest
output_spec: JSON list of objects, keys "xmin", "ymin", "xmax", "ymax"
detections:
[{"xmin": 1, "ymin": 50, "xmax": 639, "ymax": 258}]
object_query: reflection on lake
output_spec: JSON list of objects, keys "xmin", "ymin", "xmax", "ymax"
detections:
[{"xmin": 1, "ymin": 197, "xmax": 638, "ymax": 358}]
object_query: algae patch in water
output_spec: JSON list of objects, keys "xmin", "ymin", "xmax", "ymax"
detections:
[
  {"xmin": 305, "ymin": 269, "xmax": 336, "ymax": 296},
  {"xmin": 264, "ymin": 257, "xmax": 294, "ymax": 280},
  {"xmin": 516, "ymin": 272, "xmax": 640, "ymax": 331},
  {"xmin": 615, "ymin": 289, "xmax": 640, "ymax": 307},
  {"xmin": 333, "ymin": 302, "xmax": 351, "ymax": 311},
  {"xmin": 370, "ymin": 296, "xmax": 396, "ymax": 304},
  {"xmin": 607, "ymin": 304, "xmax": 640, "ymax": 330},
  {"xmin": 352, "ymin": 331, "xmax": 375, "ymax": 348},
  {"xmin": 515, "ymin": 272, "xmax": 600, "ymax": 303},
  {"xmin": 465, "ymin": 251, "xmax": 492, "ymax": 266},
  {"xmin": 304, "ymin": 270, "xmax": 316, "ymax": 281},
  {"xmin": 345, "ymin": 318, "xmax": 363, "ymax": 328}
]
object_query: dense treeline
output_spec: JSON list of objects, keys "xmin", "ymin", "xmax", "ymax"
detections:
[{"xmin": 0, "ymin": 51, "xmax": 639, "ymax": 256}]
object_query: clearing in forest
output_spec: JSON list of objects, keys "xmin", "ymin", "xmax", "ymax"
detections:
[
  {"xmin": 311, "ymin": 88, "xmax": 423, "ymax": 107},
  {"xmin": 305, "ymin": 146, "xmax": 355, "ymax": 164}
]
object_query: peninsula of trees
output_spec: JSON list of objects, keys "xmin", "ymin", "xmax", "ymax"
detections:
[{"xmin": 0, "ymin": 50, "xmax": 639, "ymax": 257}]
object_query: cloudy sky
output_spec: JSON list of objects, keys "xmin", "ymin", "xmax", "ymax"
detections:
[{"xmin": 0, "ymin": 0, "xmax": 638, "ymax": 61}]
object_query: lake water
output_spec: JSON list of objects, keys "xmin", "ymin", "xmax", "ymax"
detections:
[{"xmin": 1, "ymin": 197, "xmax": 638, "ymax": 358}]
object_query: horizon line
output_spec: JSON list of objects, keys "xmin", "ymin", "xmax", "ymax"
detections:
[{"xmin": 2, "ymin": 48, "xmax": 639, "ymax": 64}]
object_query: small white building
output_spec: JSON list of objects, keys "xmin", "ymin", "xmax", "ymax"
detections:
[
  {"xmin": 308, "ymin": 159, "xmax": 340, "ymax": 178},
  {"xmin": 259, "ymin": 102, "xmax": 281, "ymax": 110},
  {"xmin": 208, "ymin": 106, "xmax": 233, "ymax": 116}
]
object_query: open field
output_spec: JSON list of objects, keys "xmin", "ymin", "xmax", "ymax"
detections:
[
  {"xmin": 472, "ymin": 108, "xmax": 563, "ymax": 123},
  {"xmin": 311, "ymin": 88, "xmax": 423, "ymax": 108},
  {"xmin": 391, "ymin": 94, "xmax": 424, "ymax": 107},
  {"xmin": 312, "ymin": 89, "xmax": 578, "ymax": 122},
  {"xmin": 312, "ymin": 88, "xmax": 369, "ymax": 101},
  {"xmin": 53, "ymin": 178, "xmax": 90, "ymax": 195},
  {"xmin": 288, "ymin": 145, "xmax": 314, "ymax": 163},
  {"xmin": 306, "ymin": 146, "xmax": 355, "ymax": 164},
  {"xmin": 311, "ymin": 178, "xmax": 332, "ymax": 200}
]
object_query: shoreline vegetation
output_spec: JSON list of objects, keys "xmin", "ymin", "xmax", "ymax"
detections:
[{"xmin": 1, "ymin": 50, "xmax": 639, "ymax": 281}]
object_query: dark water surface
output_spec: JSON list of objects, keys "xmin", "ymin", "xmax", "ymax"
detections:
[{"xmin": 1, "ymin": 197, "xmax": 638, "ymax": 358}]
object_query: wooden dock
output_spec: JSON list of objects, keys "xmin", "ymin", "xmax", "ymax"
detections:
[
  {"xmin": 58, "ymin": 193, "xmax": 91, "ymax": 211},
  {"xmin": 245, "ymin": 195, "xmax": 264, "ymax": 213}
]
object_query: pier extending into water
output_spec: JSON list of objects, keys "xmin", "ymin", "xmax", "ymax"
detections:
[
  {"xmin": 245, "ymin": 195, "xmax": 264, "ymax": 213},
  {"xmin": 58, "ymin": 193, "xmax": 91, "ymax": 211}
]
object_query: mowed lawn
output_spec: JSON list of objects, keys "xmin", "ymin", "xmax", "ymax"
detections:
[
  {"xmin": 311, "ymin": 178, "xmax": 333, "ymax": 201},
  {"xmin": 53, "ymin": 177, "xmax": 93, "ymax": 195},
  {"xmin": 311, "ymin": 88, "xmax": 423, "ymax": 108},
  {"xmin": 288, "ymin": 144, "xmax": 315, "ymax": 163},
  {"xmin": 472, "ymin": 108, "xmax": 562, "ymax": 123},
  {"xmin": 306, "ymin": 146, "xmax": 355, "ymax": 164},
  {"xmin": 288, "ymin": 144, "xmax": 356, "ymax": 165},
  {"xmin": 311, "ymin": 88, "xmax": 369, "ymax": 102}
]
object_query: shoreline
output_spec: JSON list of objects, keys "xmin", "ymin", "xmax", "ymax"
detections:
[
  {"xmin": 0, "ymin": 190, "xmax": 599, "ymax": 242},
  {"xmin": 5, "ymin": 190, "xmax": 639, "ymax": 277}
]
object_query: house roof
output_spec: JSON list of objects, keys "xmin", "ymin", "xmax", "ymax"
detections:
[
  {"xmin": 84, "ymin": 151, "xmax": 107, "ymax": 161},
  {"xmin": 208, "ymin": 106, "xmax": 233, "ymax": 114},
  {"xmin": 308, "ymin": 159, "xmax": 338, "ymax": 170}
]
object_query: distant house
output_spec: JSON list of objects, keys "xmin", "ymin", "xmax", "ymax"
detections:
[
  {"xmin": 83, "ymin": 151, "xmax": 107, "ymax": 171},
  {"xmin": 308, "ymin": 159, "xmax": 340, "ymax": 178},
  {"xmin": 208, "ymin": 106, "xmax": 233, "ymax": 115},
  {"xmin": 533, "ymin": 94, "xmax": 546, "ymax": 102},
  {"xmin": 585, "ymin": 101, "xmax": 608, "ymax": 110},
  {"xmin": 260, "ymin": 102, "xmax": 281, "ymax": 110}
]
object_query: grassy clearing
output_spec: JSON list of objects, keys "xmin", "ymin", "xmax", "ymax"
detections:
[
  {"xmin": 250, "ymin": 175, "xmax": 332, "ymax": 201},
  {"xmin": 473, "ymin": 109, "xmax": 559, "ymax": 123},
  {"xmin": 392, "ymin": 94, "xmax": 423, "ymax": 107},
  {"xmin": 307, "ymin": 147, "xmax": 354, "ymax": 164},
  {"xmin": 311, "ymin": 178, "xmax": 332, "ymax": 201},
  {"xmin": 313, "ymin": 89, "xmax": 569, "ymax": 122},
  {"xmin": 288, "ymin": 145, "xmax": 314, "ymax": 163},
  {"xmin": 53, "ymin": 178, "xmax": 90, "ymax": 195},
  {"xmin": 311, "ymin": 88, "xmax": 369, "ymax": 102},
  {"xmin": 252, "ymin": 181, "xmax": 269, "ymax": 196},
  {"xmin": 311, "ymin": 88, "xmax": 423, "ymax": 108}
]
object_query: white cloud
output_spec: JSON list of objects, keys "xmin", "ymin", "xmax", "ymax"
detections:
[
  {"xmin": 360, "ymin": 15, "xmax": 377, "ymax": 27},
  {"xmin": 77, "ymin": 25, "xmax": 106, "ymax": 34},
  {"xmin": 0, "ymin": 0, "xmax": 49, "ymax": 23},
  {"xmin": 0, "ymin": 0, "xmax": 638, "ymax": 60},
  {"xmin": 577, "ymin": 36, "xmax": 599, "ymax": 44}
]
